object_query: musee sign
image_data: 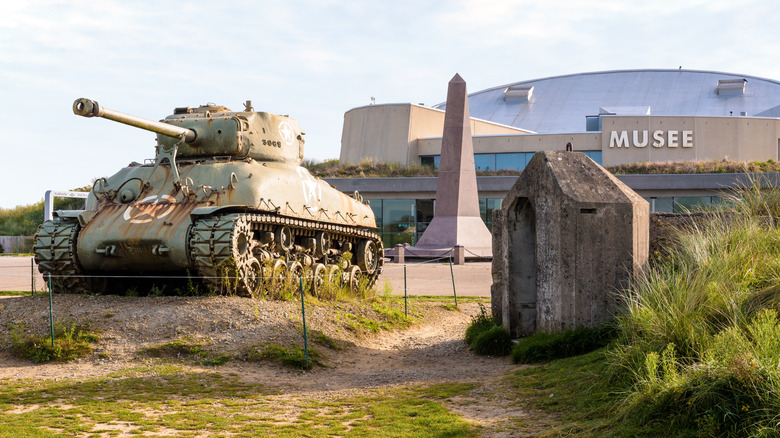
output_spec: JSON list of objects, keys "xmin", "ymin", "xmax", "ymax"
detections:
[{"xmin": 609, "ymin": 130, "xmax": 693, "ymax": 148}]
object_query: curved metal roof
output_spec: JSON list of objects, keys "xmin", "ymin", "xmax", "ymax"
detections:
[{"xmin": 436, "ymin": 69, "xmax": 780, "ymax": 133}]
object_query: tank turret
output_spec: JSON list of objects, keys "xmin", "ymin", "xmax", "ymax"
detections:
[{"xmin": 34, "ymin": 98, "xmax": 382, "ymax": 297}]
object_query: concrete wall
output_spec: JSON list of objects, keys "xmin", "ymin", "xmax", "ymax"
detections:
[
  {"xmin": 600, "ymin": 116, "xmax": 780, "ymax": 166},
  {"xmin": 340, "ymin": 104, "xmax": 414, "ymax": 164},
  {"xmin": 418, "ymin": 133, "xmax": 602, "ymax": 156},
  {"xmin": 340, "ymin": 103, "xmax": 529, "ymax": 164},
  {"xmin": 340, "ymin": 102, "xmax": 780, "ymax": 167}
]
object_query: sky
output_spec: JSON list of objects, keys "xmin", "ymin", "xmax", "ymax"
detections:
[{"xmin": 1, "ymin": 0, "xmax": 779, "ymax": 209}]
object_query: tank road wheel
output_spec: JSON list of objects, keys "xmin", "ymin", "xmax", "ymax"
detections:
[
  {"xmin": 275, "ymin": 226, "xmax": 294, "ymax": 253},
  {"xmin": 239, "ymin": 257, "xmax": 263, "ymax": 298},
  {"xmin": 308, "ymin": 263, "xmax": 326, "ymax": 297},
  {"xmin": 356, "ymin": 240, "xmax": 379, "ymax": 275},
  {"xmin": 34, "ymin": 219, "xmax": 87, "ymax": 294},
  {"xmin": 344, "ymin": 265, "xmax": 362, "ymax": 293},
  {"xmin": 287, "ymin": 261, "xmax": 304, "ymax": 294},
  {"xmin": 265, "ymin": 259, "xmax": 287, "ymax": 298}
]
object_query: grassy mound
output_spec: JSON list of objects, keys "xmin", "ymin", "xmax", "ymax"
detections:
[{"xmin": 608, "ymin": 183, "xmax": 780, "ymax": 436}]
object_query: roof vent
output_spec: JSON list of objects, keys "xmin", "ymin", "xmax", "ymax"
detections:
[
  {"xmin": 504, "ymin": 85, "xmax": 534, "ymax": 102},
  {"xmin": 717, "ymin": 79, "xmax": 747, "ymax": 96}
]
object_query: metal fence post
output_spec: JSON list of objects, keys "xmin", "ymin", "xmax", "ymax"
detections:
[
  {"xmin": 299, "ymin": 277, "xmax": 310, "ymax": 370},
  {"xmin": 404, "ymin": 264, "xmax": 408, "ymax": 317},
  {"xmin": 48, "ymin": 274, "xmax": 54, "ymax": 347},
  {"xmin": 449, "ymin": 256, "xmax": 458, "ymax": 307}
]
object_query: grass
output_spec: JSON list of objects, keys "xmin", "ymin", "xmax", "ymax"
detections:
[
  {"xmin": 0, "ymin": 291, "xmax": 30, "ymax": 296},
  {"xmin": 247, "ymin": 342, "xmax": 323, "ymax": 369},
  {"xmin": 301, "ymin": 157, "xmax": 780, "ymax": 179},
  {"xmin": 463, "ymin": 303, "xmax": 512, "ymax": 356},
  {"xmin": 608, "ymin": 158, "xmax": 780, "ymax": 175},
  {"xmin": 603, "ymin": 178, "xmax": 780, "ymax": 436},
  {"xmin": 139, "ymin": 337, "xmax": 238, "ymax": 367},
  {"xmin": 0, "ymin": 365, "xmax": 478, "ymax": 436},
  {"xmin": 10, "ymin": 320, "xmax": 99, "ymax": 363},
  {"xmin": 511, "ymin": 324, "xmax": 616, "ymax": 364}
]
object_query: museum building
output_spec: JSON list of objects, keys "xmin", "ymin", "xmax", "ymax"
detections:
[{"xmin": 329, "ymin": 69, "xmax": 780, "ymax": 246}]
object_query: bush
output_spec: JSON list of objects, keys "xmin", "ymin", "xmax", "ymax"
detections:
[
  {"xmin": 247, "ymin": 343, "xmax": 321, "ymax": 369},
  {"xmin": 11, "ymin": 320, "xmax": 99, "ymax": 363},
  {"xmin": 471, "ymin": 325, "xmax": 512, "ymax": 356},
  {"xmin": 464, "ymin": 304, "xmax": 511, "ymax": 356},
  {"xmin": 464, "ymin": 304, "xmax": 497, "ymax": 346},
  {"xmin": 511, "ymin": 325, "xmax": 615, "ymax": 364}
]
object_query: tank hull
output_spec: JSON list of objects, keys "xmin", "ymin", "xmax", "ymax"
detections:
[{"xmin": 75, "ymin": 159, "xmax": 377, "ymax": 273}]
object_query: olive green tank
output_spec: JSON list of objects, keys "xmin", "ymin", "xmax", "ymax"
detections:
[{"xmin": 34, "ymin": 98, "xmax": 383, "ymax": 296}]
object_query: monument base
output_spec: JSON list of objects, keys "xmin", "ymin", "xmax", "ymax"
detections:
[{"xmin": 385, "ymin": 244, "xmax": 492, "ymax": 264}]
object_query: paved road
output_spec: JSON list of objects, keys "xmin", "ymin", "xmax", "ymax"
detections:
[
  {"xmin": 0, "ymin": 256, "xmax": 45, "ymax": 293},
  {"xmin": 0, "ymin": 256, "xmax": 492, "ymax": 297}
]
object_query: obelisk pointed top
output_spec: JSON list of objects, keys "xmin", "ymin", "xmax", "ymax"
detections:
[{"xmin": 450, "ymin": 73, "xmax": 465, "ymax": 84}]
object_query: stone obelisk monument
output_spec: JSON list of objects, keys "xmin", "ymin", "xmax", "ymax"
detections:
[{"xmin": 409, "ymin": 73, "xmax": 492, "ymax": 258}]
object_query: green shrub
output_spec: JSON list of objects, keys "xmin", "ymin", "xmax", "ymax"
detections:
[
  {"xmin": 471, "ymin": 325, "xmax": 512, "ymax": 356},
  {"xmin": 464, "ymin": 304, "xmax": 497, "ymax": 346},
  {"xmin": 464, "ymin": 304, "xmax": 511, "ymax": 356},
  {"xmin": 11, "ymin": 320, "xmax": 99, "ymax": 363},
  {"xmin": 247, "ymin": 343, "xmax": 321, "ymax": 369},
  {"xmin": 140, "ymin": 337, "xmax": 208, "ymax": 358},
  {"xmin": 511, "ymin": 325, "xmax": 615, "ymax": 364}
]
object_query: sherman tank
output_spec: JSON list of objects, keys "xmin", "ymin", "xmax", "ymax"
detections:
[{"xmin": 34, "ymin": 98, "xmax": 383, "ymax": 296}]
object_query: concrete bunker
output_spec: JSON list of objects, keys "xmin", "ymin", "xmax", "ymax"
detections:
[{"xmin": 491, "ymin": 151, "xmax": 649, "ymax": 337}]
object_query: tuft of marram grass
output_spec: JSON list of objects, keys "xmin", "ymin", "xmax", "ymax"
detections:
[{"xmin": 610, "ymin": 180, "xmax": 780, "ymax": 435}]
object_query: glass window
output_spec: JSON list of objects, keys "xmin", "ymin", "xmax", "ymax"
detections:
[
  {"xmin": 674, "ymin": 196, "xmax": 711, "ymax": 213},
  {"xmin": 474, "ymin": 154, "xmax": 496, "ymax": 171},
  {"xmin": 369, "ymin": 199, "xmax": 382, "ymax": 230},
  {"xmin": 710, "ymin": 196, "xmax": 727, "ymax": 210},
  {"xmin": 654, "ymin": 198, "xmax": 674, "ymax": 213},
  {"xmin": 585, "ymin": 116, "xmax": 601, "ymax": 132},
  {"xmin": 497, "ymin": 153, "xmax": 527, "ymax": 171},
  {"xmin": 381, "ymin": 199, "xmax": 417, "ymax": 246},
  {"xmin": 583, "ymin": 151, "xmax": 603, "ymax": 165},
  {"xmin": 420, "ymin": 155, "xmax": 440, "ymax": 169},
  {"xmin": 415, "ymin": 199, "xmax": 435, "ymax": 242},
  {"xmin": 480, "ymin": 198, "xmax": 502, "ymax": 230}
]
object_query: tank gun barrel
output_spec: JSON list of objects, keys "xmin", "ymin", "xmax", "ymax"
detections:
[{"xmin": 73, "ymin": 98, "xmax": 196, "ymax": 143}]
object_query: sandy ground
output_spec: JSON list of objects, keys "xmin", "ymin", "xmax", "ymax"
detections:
[
  {"xmin": 0, "ymin": 295, "xmax": 537, "ymax": 436},
  {"xmin": 0, "ymin": 256, "xmax": 493, "ymax": 297}
]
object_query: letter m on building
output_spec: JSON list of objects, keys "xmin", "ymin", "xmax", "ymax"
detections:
[{"xmin": 609, "ymin": 131, "xmax": 629, "ymax": 148}]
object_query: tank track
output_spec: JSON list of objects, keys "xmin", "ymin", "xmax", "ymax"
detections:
[
  {"xmin": 190, "ymin": 212, "xmax": 383, "ymax": 297},
  {"xmin": 33, "ymin": 219, "xmax": 88, "ymax": 294}
]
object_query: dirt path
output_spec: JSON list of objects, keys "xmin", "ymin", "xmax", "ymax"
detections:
[{"xmin": 231, "ymin": 302, "xmax": 517, "ymax": 393}]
